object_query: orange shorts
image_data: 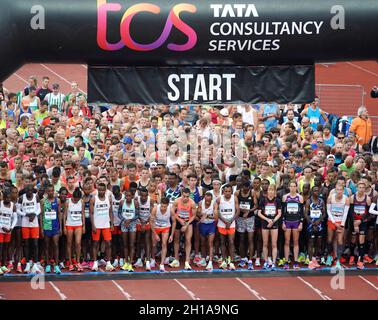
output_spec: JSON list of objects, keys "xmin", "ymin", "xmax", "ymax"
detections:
[
  {"xmin": 0, "ymin": 233, "xmax": 11, "ymax": 243},
  {"xmin": 155, "ymin": 227, "xmax": 170, "ymax": 235},
  {"xmin": 111, "ymin": 226, "xmax": 122, "ymax": 235},
  {"xmin": 327, "ymin": 221, "xmax": 342, "ymax": 231},
  {"xmin": 92, "ymin": 228, "xmax": 112, "ymax": 241},
  {"xmin": 22, "ymin": 227, "xmax": 39, "ymax": 239},
  {"xmin": 137, "ymin": 223, "xmax": 151, "ymax": 232},
  {"xmin": 66, "ymin": 226, "xmax": 83, "ymax": 231},
  {"xmin": 217, "ymin": 226, "xmax": 236, "ymax": 236}
]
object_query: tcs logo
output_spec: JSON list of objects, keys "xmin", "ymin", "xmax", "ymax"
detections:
[{"xmin": 97, "ymin": 0, "xmax": 197, "ymax": 51}]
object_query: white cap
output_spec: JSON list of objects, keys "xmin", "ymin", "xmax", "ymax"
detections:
[{"xmin": 220, "ymin": 108, "xmax": 229, "ymax": 117}]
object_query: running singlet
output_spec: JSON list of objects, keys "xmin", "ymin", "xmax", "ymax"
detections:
[
  {"xmin": 21, "ymin": 194, "xmax": 39, "ymax": 228},
  {"xmin": 66, "ymin": 199, "xmax": 83, "ymax": 227},
  {"xmin": 120, "ymin": 200, "xmax": 136, "ymax": 221},
  {"xmin": 353, "ymin": 194, "xmax": 367, "ymax": 221},
  {"xmin": 138, "ymin": 196, "xmax": 151, "ymax": 224},
  {"xmin": 218, "ymin": 195, "xmax": 236, "ymax": 228},
  {"xmin": 330, "ymin": 194, "xmax": 348, "ymax": 223},
  {"xmin": 0, "ymin": 202, "xmax": 15, "ymax": 232},
  {"xmin": 165, "ymin": 187, "xmax": 181, "ymax": 203},
  {"xmin": 284, "ymin": 194, "xmax": 302, "ymax": 222},
  {"xmin": 190, "ymin": 187, "xmax": 202, "ymax": 205},
  {"xmin": 112, "ymin": 195, "xmax": 124, "ymax": 227},
  {"xmin": 155, "ymin": 204, "xmax": 171, "ymax": 228},
  {"xmin": 18, "ymin": 107, "xmax": 33, "ymax": 124},
  {"xmin": 237, "ymin": 191, "xmax": 254, "ymax": 218},
  {"xmin": 201, "ymin": 179, "xmax": 213, "ymax": 193},
  {"xmin": 176, "ymin": 198, "xmax": 193, "ymax": 221},
  {"xmin": 43, "ymin": 198, "xmax": 59, "ymax": 231},
  {"xmin": 93, "ymin": 195, "xmax": 111, "ymax": 228},
  {"xmin": 309, "ymin": 197, "xmax": 324, "ymax": 221},
  {"xmin": 201, "ymin": 200, "xmax": 216, "ymax": 224},
  {"xmin": 260, "ymin": 197, "xmax": 280, "ymax": 219},
  {"xmin": 307, "ymin": 106, "xmax": 321, "ymax": 130}
]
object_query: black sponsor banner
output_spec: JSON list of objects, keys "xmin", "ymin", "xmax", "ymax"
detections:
[
  {"xmin": 88, "ymin": 65, "xmax": 314, "ymax": 104},
  {"xmin": 1, "ymin": 0, "xmax": 378, "ymax": 81}
]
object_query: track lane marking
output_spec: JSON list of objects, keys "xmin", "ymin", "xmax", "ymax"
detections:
[
  {"xmin": 297, "ymin": 276, "xmax": 332, "ymax": 300},
  {"xmin": 235, "ymin": 277, "xmax": 267, "ymax": 300},
  {"xmin": 358, "ymin": 275, "xmax": 378, "ymax": 291},
  {"xmin": 13, "ymin": 73, "xmax": 29, "ymax": 84},
  {"xmin": 346, "ymin": 62, "xmax": 378, "ymax": 77},
  {"xmin": 49, "ymin": 281, "xmax": 68, "ymax": 300},
  {"xmin": 173, "ymin": 279, "xmax": 200, "ymax": 300},
  {"xmin": 111, "ymin": 280, "xmax": 135, "ymax": 300}
]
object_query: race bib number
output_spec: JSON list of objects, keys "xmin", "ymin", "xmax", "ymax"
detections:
[
  {"xmin": 45, "ymin": 211, "xmax": 57, "ymax": 220},
  {"xmin": 0, "ymin": 215, "xmax": 11, "ymax": 229},
  {"xmin": 265, "ymin": 205, "xmax": 276, "ymax": 217},
  {"xmin": 178, "ymin": 209, "xmax": 190, "ymax": 220},
  {"xmin": 310, "ymin": 209, "xmax": 321, "ymax": 219},
  {"xmin": 287, "ymin": 203, "xmax": 299, "ymax": 214},
  {"xmin": 310, "ymin": 117, "xmax": 319, "ymax": 124},
  {"xmin": 70, "ymin": 211, "xmax": 82, "ymax": 221},
  {"xmin": 96, "ymin": 209, "xmax": 108, "ymax": 216},
  {"xmin": 24, "ymin": 206, "xmax": 35, "ymax": 214},
  {"xmin": 240, "ymin": 203, "xmax": 250, "ymax": 210},
  {"xmin": 84, "ymin": 208, "xmax": 90, "ymax": 218},
  {"xmin": 122, "ymin": 209, "xmax": 135, "ymax": 220},
  {"xmin": 332, "ymin": 207, "xmax": 343, "ymax": 218},
  {"xmin": 354, "ymin": 205, "xmax": 365, "ymax": 216},
  {"xmin": 156, "ymin": 218, "xmax": 169, "ymax": 228},
  {"xmin": 221, "ymin": 209, "xmax": 234, "ymax": 220}
]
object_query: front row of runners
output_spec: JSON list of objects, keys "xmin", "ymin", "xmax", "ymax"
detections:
[{"xmin": 0, "ymin": 179, "xmax": 377, "ymax": 274}]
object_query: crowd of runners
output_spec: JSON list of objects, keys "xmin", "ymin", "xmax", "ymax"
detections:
[{"xmin": 0, "ymin": 76, "xmax": 377, "ymax": 275}]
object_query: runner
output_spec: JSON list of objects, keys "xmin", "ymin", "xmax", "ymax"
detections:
[
  {"xmin": 89, "ymin": 183, "xmax": 114, "ymax": 272},
  {"xmin": 258, "ymin": 184, "xmax": 282, "ymax": 270},
  {"xmin": 63, "ymin": 187, "xmax": 85, "ymax": 272},
  {"xmin": 111, "ymin": 185, "xmax": 123, "ymax": 269},
  {"xmin": 197, "ymin": 192, "xmax": 218, "ymax": 271},
  {"xmin": 216, "ymin": 184, "xmax": 240, "ymax": 270},
  {"xmin": 151, "ymin": 197, "xmax": 175, "ymax": 272},
  {"xmin": 169, "ymin": 188, "xmax": 197, "ymax": 270},
  {"xmin": 41, "ymin": 184, "xmax": 62, "ymax": 274},
  {"xmin": 304, "ymin": 186, "xmax": 326, "ymax": 269},
  {"xmin": 326, "ymin": 184, "xmax": 350, "ymax": 269},
  {"xmin": 282, "ymin": 181, "xmax": 304, "ymax": 270},
  {"xmin": 81, "ymin": 183, "xmax": 93, "ymax": 269}
]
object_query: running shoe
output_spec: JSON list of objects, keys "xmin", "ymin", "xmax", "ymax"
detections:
[
  {"xmin": 217, "ymin": 257, "xmax": 224, "ymax": 264},
  {"xmin": 159, "ymin": 264, "xmax": 165, "ymax": 272},
  {"xmin": 145, "ymin": 260, "xmax": 151, "ymax": 271},
  {"xmin": 17, "ymin": 262, "xmax": 22, "ymax": 273},
  {"xmin": 214, "ymin": 255, "xmax": 219, "ymax": 261},
  {"xmin": 293, "ymin": 263, "xmax": 300, "ymax": 270},
  {"xmin": 150, "ymin": 259, "xmax": 156, "ymax": 268},
  {"xmin": 105, "ymin": 261, "xmax": 115, "ymax": 271},
  {"xmin": 71, "ymin": 258, "xmax": 78, "ymax": 266},
  {"xmin": 320, "ymin": 256, "xmax": 326, "ymax": 265},
  {"xmin": 356, "ymin": 260, "xmax": 364, "ymax": 270},
  {"xmin": 229, "ymin": 262, "xmax": 236, "ymax": 271},
  {"xmin": 119, "ymin": 258, "xmax": 125, "ymax": 267},
  {"xmin": 298, "ymin": 253, "xmax": 306, "ymax": 263},
  {"xmin": 255, "ymin": 258, "xmax": 261, "ymax": 267},
  {"xmin": 59, "ymin": 262, "xmax": 65, "ymax": 270},
  {"xmin": 24, "ymin": 262, "xmax": 32, "ymax": 274},
  {"xmin": 197, "ymin": 258, "xmax": 207, "ymax": 267},
  {"xmin": 0, "ymin": 268, "xmax": 3, "ymax": 276},
  {"xmin": 376, "ymin": 259, "xmax": 378, "ymax": 266},
  {"xmin": 283, "ymin": 262, "xmax": 290, "ymax": 270},
  {"xmin": 326, "ymin": 255, "xmax": 333, "ymax": 266},
  {"xmin": 54, "ymin": 265, "xmax": 61, "ymax": 274},
  {"xmin": 206, "ymin": 261, "xmax": 213, "ymax": 271},
  {"xmin": 92, "ymin": 260, "xmax": 99, "ymax": 271},
  {"xmin": 271, "ymin": 263, "xmax": 276, "ymax": 270},
  {"xmin": 7, "ymin": 262, "xmax": 13, "ymax": 271},
  {"xmin": 0, "ymin": 266, "xmax": 10, "ymax": 274},
  {"xmin": 193, "ymin": 255, "xmax": 201, "ymax": 264},
  {"xmin": 304, "ymin": 256, "xmax": 310, "ymax": 266},
  {"xmin": 169, "ymin": 259, "xmax": 180, "ymax": 268},
  {"xmin": 314, "ymin": 260, "xmax": 321, "ymax": 269},
  {"xmin": 247, "ymin": 260, "xmax": 254, "ymax": 270},
  {"xmin": 45, "ymin": 265, "xmax": 51, "ymax": 273},
  {"xmin": 206, "ymin": 255, "xmax": 210, "ymax": 262},
  {"xmin": 68, "ymin": 264, "xmax": 74, "ymax": 272},
  {"xmin": 335, "ymin": 260, "xmax": 343, "ymax": 270},
  {"xmin": 349, "ymin": 256, "xmax": 355, "ymax": 266},
  {"xmin": 234, "ymin": 255, "xmax": 241, "ymax": 262},
  {"xmin": 121, "ymin": 262, "xmax": 129, "ymax": 271},
  {"xmin": 76, "ymin": 263, "xmax": 84, "ymax": 272},
  {"xmin": 127, "ymin": 264, "xmax": 134, "ymax": 272},
  {"xmin": 278, "ymin": 258, "xmax": 285, "ymax": 267},
  {"xmin": 164, "ymin": 257, "xmax": 170, "ymax": 265},
  {"xmin": 65, "ymin": 260, "xmax": 70, "ymax": 268},
  {"xmin": 98, "ymin": 259, "xmax": 107, "ymax": 267},
  {"xmin": 340, "ymin": 256, "xmax": 346, "ymax": 264},
  {"xmin": 363, "ymin": 255, "xmax": 374, "ymax": 264},
  {"xmin": 31, "ymin": 263, "xmax": 42, "ymax": 274},
  {"xmin": 190, "ymin": 252, "xmax": 195, "ymax": 259},
  {"xmin": 134, "ymin": 258, "xmax": 143, "ymax": 268},
  {"xmin": 184, "ymin": 261, "xmax": 192, "ymax": 270},
  {"xmin": 20, "ymin": 257, "xmax": 26, "ymax": 265},
  {"xmin": 238, "ymin": 258, "xmax": 247, "ymax": 268},
  {"xmin": 263, "ymin": 262, "xmax": 270, "ymax": 270},
  {"xmin": 219, "ymin": 260, "xmax": 228, "ymax": 270},
  {"xmin": 112, "ymin": 259, "xmax": 119, "ymax": 269}
]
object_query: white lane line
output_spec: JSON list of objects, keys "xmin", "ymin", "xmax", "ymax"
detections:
[
  {"xmin": 13, "ymin": 73, "xmax": 29, "ymax": 84},
  {"xmin": 81, "ymin": 65, "xmax": 88, "ymax": 69},
  {"xmin": 112, "ymin": 280, "xmax": 135, "ymax": 300},
  {"xmin": 297, "ymin": 276, "xmax": 332, "ymax": 300},
  {"xmin": 346, "ymin": 62, "xmax": 378, "ymax": 77},
  {"xmin": 40, "ymin": 64, "xmax": 87, "ymax": 94},
  {"xmin": 49, "ymin": 281, "xmax": 68, "ymax": 300},
  {"xmin": 236, "ymin": 277, "xmax": 267, "ymax": 300},
  {"xmin": 173, "ymin": 279, "xmax": 200, "ymax": 300},
  {"xmin": 0, "ymin": 292, "xmax": 6, "ymax": 300},
  {"xmin": 358, "ymin": 276, "xmax": 378, "ymax": 291}
]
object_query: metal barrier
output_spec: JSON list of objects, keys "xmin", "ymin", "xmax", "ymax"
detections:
[{"xmin": 316, "ymin": 84, "xmax": 366, "ymax": 117}]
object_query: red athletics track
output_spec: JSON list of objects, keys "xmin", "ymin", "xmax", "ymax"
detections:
[{"xmin": 0, "ymin": 274, "xmax": 377, "ymax": 300}]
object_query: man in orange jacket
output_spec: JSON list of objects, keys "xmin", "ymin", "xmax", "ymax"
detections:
[{"xmin": 349, "ymin": 106, "xmax": 372, "ymax": 146}]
